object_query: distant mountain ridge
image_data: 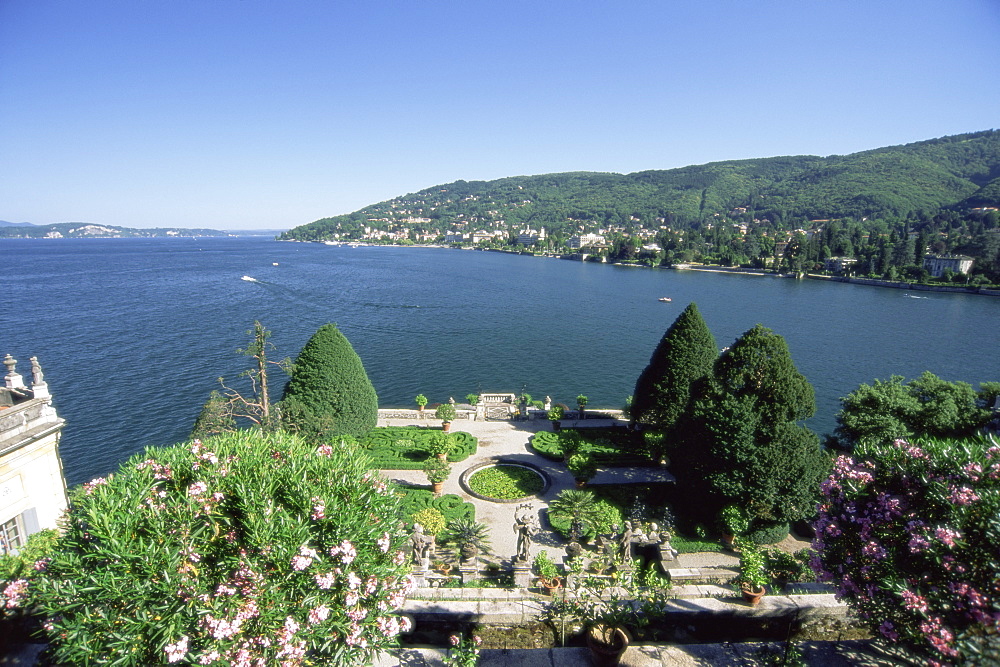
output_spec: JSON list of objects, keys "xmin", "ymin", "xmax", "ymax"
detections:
[
  {"xmin": 0, "ymin": 221, "xmax": 230, "ymax": 238},
  {"xmin": 282, "ymin": 130, "xmax": 1000, "ymax": 241}
]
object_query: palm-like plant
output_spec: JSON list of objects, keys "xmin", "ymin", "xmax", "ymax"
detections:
[
  {"xmin": 547, "ymin": 489, "xmax": 602, "ymax": 543},
  {"xmin": 441, "ymin": 517, "xmax": 493, "ymax": 562}
]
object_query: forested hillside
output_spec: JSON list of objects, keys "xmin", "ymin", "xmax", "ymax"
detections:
[{"xmin": 281, "ymin": 131, "xmax": 1000, "ymax": 283}]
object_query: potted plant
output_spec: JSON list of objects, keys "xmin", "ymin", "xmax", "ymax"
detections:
[
  {"xmin": 576, "ymin": 394, "xmax": 588, "ymax": 419},
  {"xmin": 423, "ymin": 457, "xmax": 450, "ymax": 495},
  {"xmin": 435, "ymin": 403, "xmax": 457, "ymax": 432},
  {"xmin": 547, "ymin": 405, "xmax": 564, "ymax": 431},
  {"xmin": 586, "ymin": 623, "xmax": 630, "ymax": 667},
  {"xmin": 415, "ymin": 393, "xmax": 428, "ymax": 412},
  {"xmin": 737, "ymin": 539, "xmax": 768, "ymax": 606},
  {"xmin": 533, "ymin": 550, "xmax": 561, "ymax": 592},
  {"xmin": 426, "ymin": 432, "xmax": 454, "ymax": 461},
  {"xmin": 441, "ymin": 517, "xmax": 492, "ymax": 564},
  {"xmin": 566, "ymin": 452, "xmax": 598, "ymax": 488},
  {"xmin": 719, "ymin": 504, "xmax": 749, "ymax": 550}
]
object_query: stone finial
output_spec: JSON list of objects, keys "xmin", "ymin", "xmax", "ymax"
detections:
[{"xmin": 4, "ymin": 354, "xmax": 25, "ymax": 390}]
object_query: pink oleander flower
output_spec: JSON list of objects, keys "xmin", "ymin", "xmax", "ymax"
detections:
[
  {"xmin": 345, "ymin": 590, "xmax": 360, "ymax": 607},
  {"xmin": 188, "ymin": 481, "xmax": 208, "ymax": 497},
  {"xmin": 947, "ymin": 484, "xmax": 979, "ymax": 506},
  {"xmin": 933, "ymin": 526, "xmax": 961, "ymax": 548},
  {"xmin": 164, "ymin": 635, "xmax": 189, "ymax": 663},
  {"xmin": 197, "ymin": 650, "xmax": 220, "ymax": 665},
  {"xmin": 316, "ymin": 444, "xmax": 333, "ymax": 457},
  {"xmin": 315, "ymin": 571, "xmax": 336, "ymax": 589},
  {"xmin": 378, "ymin": 532, "xmax": 392, "ymax": 553},
  {"xmin": 308, "ymin": 605, "xmax": 330, "ymax": 625},
  {"xmin": 33, "ymin": 558, "xmax": 51, "ymax": 571},
  {"xmin": 311, "ymin": 496, "xmax": 326, "ymax": 521},
  {"xmin": 450, "ymin": 634, "xmax": 461, "ymax": 646},
  {"xmin": 84, "ymin": 477, "xmax": 108, "ymax": 494},
  {"xmin": 2, "ymin": 579, "xmax": 29, "ymax": 609},
  {"xmin": 347, "ymin": 572, "xmax": 362, "ymax": 589}
]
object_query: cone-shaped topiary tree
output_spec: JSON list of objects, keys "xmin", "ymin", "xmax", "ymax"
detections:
[
  {"xmin": 631, "ymin": 302, "xmax": 717, "ymax": 433},
  {"xmin": 281, "ymin": 323, "xmax": 378, "ymax": 439}
]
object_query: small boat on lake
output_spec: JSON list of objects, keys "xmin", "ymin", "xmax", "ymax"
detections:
[{"xmin": 658, "ymin": 297, "xmax": 672, "ymax": 302}]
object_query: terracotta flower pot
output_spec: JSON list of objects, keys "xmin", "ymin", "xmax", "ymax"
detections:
[
  {"xmin": 432, "ymin": 482, "xmax": 443, "ymax": 496},
  {"xmin": 586, "ymin": 624, "xmax": 630, "ymax": 666},
  {"xmin": 442, "ymin": 421, "xmax": 452, "ymax": 432},
  {"xmin": 741, "ymin": 582, "xmax": 766, "ymax": 606}
]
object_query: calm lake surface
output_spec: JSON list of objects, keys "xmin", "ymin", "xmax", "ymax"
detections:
[{"xmin": 3, "ymin": 236, "xmax": 998, "ymax": 486}]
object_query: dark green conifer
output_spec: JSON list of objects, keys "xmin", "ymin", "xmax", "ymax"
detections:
[
  {"xmin": 631, "ymin": 302, "xmax": 717, "ymax": 433},
  {"xmin": 676, "ymin": 325, "xmax": 828, "ymax": 534},
  {"xmin": 281, "ymin": 324, "xmax": 378, "ymax": 439}
]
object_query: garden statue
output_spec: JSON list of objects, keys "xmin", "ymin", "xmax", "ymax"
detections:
[
  {"xmin": 646, "ymin": 522, "xmax": 660, "ymax": 544},
  {"xmin": 449, "ymin": 396, "xmax": 456, "ymax": 404},
  {"xmin": 544, "ymin": 396, "xmax": 552, "ymax": 410},
  {"xmin": 410, "ymin": 523, "xmax": 435, "ymax": 566},
  {"xmin": 618, "ymin": 521, "xmax": 635, "ymax": 562},
  {"xmin": 513, "ymin": 503, "xmax": 537, "ymax": 562}
]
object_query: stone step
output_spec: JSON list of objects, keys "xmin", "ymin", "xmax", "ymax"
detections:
[{"xmin": 666, "ymin": 566, "xmax": 739, "ymax": 583}]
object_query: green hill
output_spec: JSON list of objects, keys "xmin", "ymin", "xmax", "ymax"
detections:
[{"xmin": 281, "ymin": 130, "xmax": 1000, "ymax": 242}]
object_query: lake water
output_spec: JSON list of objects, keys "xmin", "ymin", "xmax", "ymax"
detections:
[{"xmin": 3, "ymin": 236, "xmax": 998, "ymax": 486}]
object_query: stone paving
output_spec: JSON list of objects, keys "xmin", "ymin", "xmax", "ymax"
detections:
[{"xmin": 376, "ymin": 415, "xmax": 676, "ymax": 565}]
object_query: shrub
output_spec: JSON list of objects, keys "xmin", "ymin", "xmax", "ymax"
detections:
[
  {"xmin": 411, "ymin": 508, "xmax": 446, "ymax": 536},
  {"xmin": 811, "ymin": 436, "xmax": 1000, "ymax": 663},
  {"xmin": 423, "ymin": 458, "xmax": 451, "ymax": 485},
  {"xmin": 26, "ymin": 431, "xmax": 414, "ymax": 666},
  {"xmin": 0, "ymin": 529, "xmax": 59, "ymax": 581},
  {"xmin": 746, "ymin": 521, "xmax": 790, "ymax": 545},
  {"xmin": 281, "ymin": 323, "xmax": 378, "ymax": 438},
  {"xmin": 548, "ymin": 498, "xmax": 623, "ymax": 542},
  {"xmin": 435, "ymin": 403, "xmax": 457, "ymax": 423},
  {"xmin": 360, "ymin": 428, "xmax": 477, "ymax": 469},
  {"xmin": 529, "ymin": 432, "xmax": 563, "ymax": 460},
  {"xmin": 396, "ymin": 487, "xmax": 475, "ymax": 528},
  {"xmin": 533, "ymin": 551, "xmax": 559, "ymax": 580},
  {"xmin": 566, "ymin": 453, "xmax": 598, "ymax": 482}
]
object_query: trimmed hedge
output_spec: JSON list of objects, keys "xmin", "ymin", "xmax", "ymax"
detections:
[
  {"xmin": 397, "ymin": 485, "xmax": 475, "ymax": 528},
  {"xmin": 529, "ymin": 429, "xmax": 652, "ymax": 467},
  {"xmin": 360, "ymin": 427, "xmax": 477, "ymax": 469},
  {"xmin": 746, "ymin": 521, "xmax": 790, "ymax": 545}
]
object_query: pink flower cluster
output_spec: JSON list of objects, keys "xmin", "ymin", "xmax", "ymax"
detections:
[
  {"xmin": 329, "ymin": 539, "xmax": 357, "ymax": 565},
  {"xmin": 164, "ymin": 635, "xmax": 189, "ymax": 663},
  {"xmin": 812, "ymin": 436, "xmax": 1000, "ymax": 663},
  {"xmin": 291, "ymin": 545, "xmax": 318, "ymax": 571},
  {"xmin": 1, "ymin": 579, "xmax": 28, "ymax": 609}
]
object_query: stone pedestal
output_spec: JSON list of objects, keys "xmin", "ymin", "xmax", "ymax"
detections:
[
  {"xmin": 512, "ymin": 561, "xmax": 532, "ymax": 589},
  {"xmin": 459, "ymin": 563, "xmax": 479, "ymax": 585},
  {"xmin": 410, "ymin": 566, "xmax": 429, "ymax": 588}
]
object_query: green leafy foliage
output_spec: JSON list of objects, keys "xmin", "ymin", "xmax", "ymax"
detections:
[
  {"xmin": 631, "ymin": 302, "xmax": 717, "ymax": 434},
  {"xmin": 281, "ymin": 323, "xmax": 378, "ymax": 439},
  {"xmin": 467, "ymin": 465, "xmax": 544, "ymax": 499},
  {"xmin": 0, "ymin": 529, "xmax": 58, "ymax": 581},
  {"xmin": 832, "ymin": 372, "xmax": 994, "ymax": 450},
  {"xmin": 547, "ymin": 490, "xmax": 623, "ymax": 543},
  {"xmin": 530, "ymin": 429, "xmax": 652, "ymax": 466},
  {"xmin": 411, "ymin": 508, "xmax": 446, "ymax": 536},
  {"xmin": 396, "ymin": 487, "xmax": 475, "ymax": 528},
  {"xmin": 27, "ymin": 431, "xmax": 414, "ymax": 666},
  {"xmin": 359, "ymin": 427, "xmax": 476, "ymax": 469},
  {"xmin": 675, "ymin": 325, "xmax": 829, "ymax": 529}
]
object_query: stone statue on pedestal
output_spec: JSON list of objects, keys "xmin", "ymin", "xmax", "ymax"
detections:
[
  {"xmin": 513, "ymin": 503, "xmax": 537, "ymax": 562},
  {"xmin": 410, "ymin": 523, "xmax": 435, "ymax": 566}
]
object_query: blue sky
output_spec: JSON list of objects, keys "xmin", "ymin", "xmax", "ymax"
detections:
[{"xmin": 2, "ymin": 1, "xmax": 998, "ymax": 230}]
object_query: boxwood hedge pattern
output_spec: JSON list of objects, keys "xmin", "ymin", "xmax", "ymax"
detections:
[
  {"xmin": 360, "ymin": 427, "xmax": 477, "ymax": 469},
  {"xmin": 397, "ymin": 485, "xmax": 475, "ymax": 528},
  {"xmin": 530, "ymin": 429, "xmax": 652, "ymax": 466}
]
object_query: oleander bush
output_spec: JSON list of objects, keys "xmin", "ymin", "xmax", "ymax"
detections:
[
  {"xmin": 360, "ymin": 427, "xmax": 477, "ymax": 469},
  {"xmin": 812, "ymin": 436, "xmax": 1000, "ymax": 664},
  {"xmin": 21, "ymin": 431, "xmax": 415, "ymax": 666},
  {"xmin": 467, "ymin": 465, "xmax": 544, "ymax": 500}
]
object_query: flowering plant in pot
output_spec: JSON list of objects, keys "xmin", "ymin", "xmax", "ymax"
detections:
[
  {"xmin": 576, "ymin": 394, "xmax": 588, "ymax": 418},
  {"xmin": 435, "ymin": 403, "xmax": 457, "ymax": 431},
  {"xmin": 566, "ymin": 452, "xmax": 598, "ymax": 488},
  {"xmin": 422, "ymin": 457, "xmax": 451, "ymax": 495},
  {"xmin": 415, "ymin": 393, "xmax": 428, "ymax": 411},
  {"xmin": 547, "ymin": 405, "xmax": 564, "ymax": 430},
  {"xmin": 736, "ymin": 538, "xmax": 768, "ymax": 605}
]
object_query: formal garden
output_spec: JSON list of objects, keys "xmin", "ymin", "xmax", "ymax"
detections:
[{"xmin": 2, "ymin": 314, "xmax": 998, "ymax": 665}]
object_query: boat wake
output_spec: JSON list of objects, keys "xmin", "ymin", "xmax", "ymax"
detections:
[{"xmin": 241, "ymin": 275, "xmax": 259, "ymax": 283}]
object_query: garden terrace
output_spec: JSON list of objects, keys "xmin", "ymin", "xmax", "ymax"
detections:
[
  {"xmin": 360, "ymin": 426, "xmax": 477, "ymax": 469},
  {"xmin": 530, "ymin": 428, "xmax": 655, "ymax": 466}
]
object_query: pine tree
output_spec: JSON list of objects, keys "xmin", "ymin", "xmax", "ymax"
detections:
[
  {"xmin": 676, "ymin": 325, "xmax": 828, "ymax": 532},
  {"xmin": 281, "ymin": 324, "xmax": 378, "ymax": 439},
  {"xmin": 631, "ymin": 302, "xmax": 717, "ymax": 433}
]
